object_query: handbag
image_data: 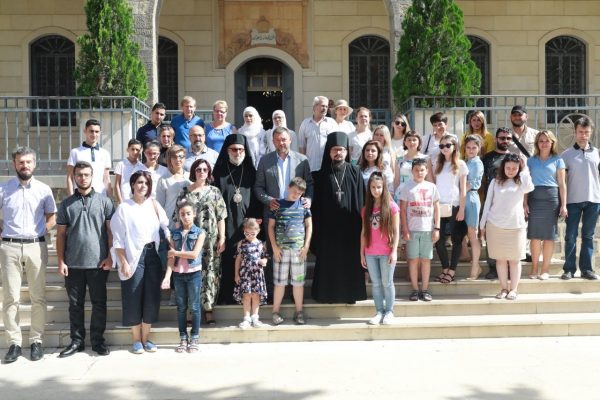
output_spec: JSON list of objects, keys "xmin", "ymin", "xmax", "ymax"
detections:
[
  {"xmin": 439, "ymin": 167, "xmax": 459, "ymax": 218},
  {"xmin": 151, "ymin": 199, "xmax": 169, "ymax": 271}
]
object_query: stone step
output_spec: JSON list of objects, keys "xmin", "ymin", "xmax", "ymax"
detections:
[
  {"xmin": 7, "ymin": 272, "xmax": 599, "ymax": 303},
  {"xmin": 6, "ymin": 292, "xmax": 600, "ymax": 324},
  {"xmin": 5, "ymin": 312, "xmax": 600, "ymax": 348}
]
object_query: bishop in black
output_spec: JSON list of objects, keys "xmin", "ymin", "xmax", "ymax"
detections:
[
  {"xmin": 311, "ymin": 132, "xmax": 366, "ymax": 303},
  {"xmin": 213, "ymin": 134, "xmax": 262, "ymax": 304}
]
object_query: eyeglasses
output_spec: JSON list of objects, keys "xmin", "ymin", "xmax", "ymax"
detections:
[
  {"xmin": 243, "ymin": 231, "xmax": 257, "ymax": 237},
  {"xmin": 228, "ymin": 147, "xmax": 245, "ymax": 153},
  {"xmin": 497, "ymin": 136, "xmax": 513, "ymax": 141},
  {"xmin": 195, "ymin": 167, "xmax": 209, "ymax": 173},
  {"xmin": 438, "ymin": 143, "xmax": 453, "ymax": 149},
  {"xmin": 171, "ymin": 155, "xmax": 185, "ymax": 160},
  {"xmin": 394, "ymin": 121, "xmax": 407, "ymax": 127}
]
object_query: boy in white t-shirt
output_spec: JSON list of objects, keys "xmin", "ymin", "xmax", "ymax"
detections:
[
  {"xmin": 114, "ymin": 139, "xmax": 144, "ymax": 204},
  {"xmin": 399, "ymin": 158, "xmax": 440, "ymax": 302},
  {"xmin": 66, "ymin": 119, "xmax": 112, "ymax": 196}
]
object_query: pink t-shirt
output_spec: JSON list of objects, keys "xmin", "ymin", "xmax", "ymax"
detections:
[{"xmin": 362, "ymin": 201, "xmax": 399, "ymax": 255}]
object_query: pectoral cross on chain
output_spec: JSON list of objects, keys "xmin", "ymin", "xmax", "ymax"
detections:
[{"xmin": 336, "ymin": 189, "xmax": 344, "ymax": 202}]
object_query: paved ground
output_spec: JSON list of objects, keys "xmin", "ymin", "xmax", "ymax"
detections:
[{"xmin": 1, "ymin": 336, "xmax": 599, "ymax": 399}]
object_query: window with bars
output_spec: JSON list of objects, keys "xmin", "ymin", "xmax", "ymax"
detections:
[
  {"xmin": 349, "ymin": 36, "xmax": 390, "ymax": 111},
  {"xmin": 468, "ymin": 35, "xmax": 491, "ymax": 120},
  {"xmin": 545, "ymin": 36, "xmax": 586, "ymax": 123},
  {"xmin": 158, "ymin": 37, "xmax": 179, "ymax": 112},
  {"xmin": 30, "ymin": 35, "xmax": 76, "ymax": 126}
]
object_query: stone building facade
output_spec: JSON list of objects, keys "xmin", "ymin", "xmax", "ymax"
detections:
[{"xmin": 0, "ymin": 0, "xmax": 599, "ymax": 129}]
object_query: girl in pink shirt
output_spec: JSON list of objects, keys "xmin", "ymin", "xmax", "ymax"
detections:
[{"xmin": 360, "ymin": 172, "xmax": 400, "ymax": 325}]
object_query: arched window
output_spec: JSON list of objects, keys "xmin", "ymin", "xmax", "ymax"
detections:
[
  {"xmin": 545, "ymin": 36, "xmax": 586, "ymax": 123},
  {"xmin": 158, "ymin": 37, "xmax": 179, "ymax": 111},
  {"xmin": 349, "ymin": 35, "xmax": 390, "ymax": 124},
  {"xmin": 468, "ymin": 36, "xmax": 490, "ymax": 95},
  {"xmin": 30, "ymin": 35, "xmax": 75, "ymax": 126}
]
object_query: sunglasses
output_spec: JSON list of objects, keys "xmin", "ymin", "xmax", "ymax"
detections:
[
  {"xmin": 498, "ymin": 136, "xmax": 513, "ymax": 141},
  {"xmin": 438, "ymin": 143, "xmax": 453, "ymax": 149},
  {"xmin": 504, "ymin": 154, "xmax": 520, "ymax": 162},
  {"xmin": 394, "ymin": 121, "xmax": 407, "ymax": 127},
  {"xmin": 195, "ymin": 167, "xmax": 209, "ymax": 173}
]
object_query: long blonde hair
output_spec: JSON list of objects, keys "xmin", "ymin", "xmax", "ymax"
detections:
[{"xmin": 435, "ymin": 134, "xmax": 460, "ymax": 176}]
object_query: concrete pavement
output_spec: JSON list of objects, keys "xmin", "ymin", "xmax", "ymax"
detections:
[{"xmin": 1, "ymin": 336, "xmax": 600, "ymax": 399}]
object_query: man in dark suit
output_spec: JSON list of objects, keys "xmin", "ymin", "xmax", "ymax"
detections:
[{"xmin": 254, "ymin": 127, "xmax": 313, "ymax": 302}]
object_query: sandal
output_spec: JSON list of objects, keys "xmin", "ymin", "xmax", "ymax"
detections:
[
  {"xmin": 439, "ymin": 272, "xmax": 455, "ymax": 284},
  {"xmin": 435, "ymin": 272, "xmax": 448, "ymax": 282},
  {"xmin": 187, "ymin": 338, "xmax": 199, "ymax": 353},
  {"xmin": 495, "ymin": 289, "xmax": 509, "ymax": 299},
  {"xmin": 506, "ymin": 290, "xmax": 518, "ymax": 300},
  {"xmin": 204, "ymin": 311, "xmax": 216, "ymax": 326},
  {"xmin": 175, "ymin": 338, "xmax": 188, "ymax": 353},
  {"xmin": 466, "ymin": 266, "xmax": 482, "ymax": 281}
]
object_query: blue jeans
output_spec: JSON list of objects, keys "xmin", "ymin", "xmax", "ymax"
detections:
[
  {"xmin": 173, "ymin": 270, "xmax": 202, "ymax": 339},
  {"xmin": 365, "ymin": 255, "xmax": 395, "ymax": 314},
  {"xmin": 564, "ymin": 202, "xmax": 600, "ymax": 273}
]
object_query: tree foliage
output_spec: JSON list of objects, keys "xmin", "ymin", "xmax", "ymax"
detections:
[
  {"xmin": 74, "ymin": 0, "xmax": 148, "ymax": 99},
  {"xmin": 392, "ymin": 0, "xmax": 481, "ymax": 108}
]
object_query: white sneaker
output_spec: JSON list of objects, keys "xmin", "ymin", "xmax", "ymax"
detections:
[
  {"xmin": 238, "ymin": 317, "xmax": 252, "ymax": 329},
  {"xmin": 251, "ymin": 315, "xmax": 264, "ymax": 328},
  {"xmin": 367, "ymin": 312, "xmax": 383, "ymax": 325},
  {"xmin": 381, "ymin": 312, "xmax": 395, "ymax": 325}
]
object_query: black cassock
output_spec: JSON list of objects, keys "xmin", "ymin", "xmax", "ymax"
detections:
[
  {"xmin": 311, "ymin": 159, "xmax": 366, "ymax": 303},
  {"xmin": 213, "ymin": 135, "xmax": 261, "ymax": 305}
]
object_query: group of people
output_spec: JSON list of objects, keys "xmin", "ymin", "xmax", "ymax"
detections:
[{"xmin": 1, "ymin": 95, "xmax": 598, "ymax": 362}]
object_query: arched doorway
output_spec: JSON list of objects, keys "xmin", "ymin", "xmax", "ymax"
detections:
[{"xmin": 234, "ymin": 57, "xmax": 294, "ymax": 130}]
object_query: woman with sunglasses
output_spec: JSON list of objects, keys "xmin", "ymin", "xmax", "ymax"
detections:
[
  {"xmin": 428, "ymin": 134, "xmax": 468, "ymax": 284},
  {"xmin": 391, "ymin": 113, "xmax": 411, "ymax": 161},
  {"xmin": 480, "ymin": 153, "xmax": 534, "ymax": 300},
  {"xmin": 523, "ymin": 131, "xmax": 567, "ymax": 280},
  {"xmin": 156, "ymin": 145, "xmax": 191, "ymax": 230},
  {"xmin": 175, "ymin": 159, "xmax": 227, "ymax": 325}
]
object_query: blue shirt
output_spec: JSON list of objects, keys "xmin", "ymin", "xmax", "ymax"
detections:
[
  {"xmin": 466, "ymin": 156, "xmax": 484, "ymax": 190},
  {"xmin": 527, "ymin": 155, "xmax": 565, "ymax": 187},
  {"xmin": 268, "ymin": 199, "xmax": 311, "ymax": 249},
  {"xmin": 205, "ymin": 123, "xmax": 235, "ymax": 153},
  {"xmin": 277, "ymin": 154, "xmax": 292, "ymax": 199},
  {"xmin": 171, "ymin": 114, "xmax": 205, "ymax": 150},
  {"xmin": 135, "ymin": 121, "xmax": 160, "ymax": 145}
]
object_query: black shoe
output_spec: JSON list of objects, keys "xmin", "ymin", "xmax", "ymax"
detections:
[
  {"xmin": 59, "ymin": 342, "xmax": 85, "ymax": 358},
  {"xmin": 4, "ymin": 344, "xmax": 21, "ymax": 363},
  {"xmin": 485, "ymin": 270, "xmax": 498, "ymax": 280},
  {"xmin": 523, "ymin": 253, "xmax": 532, "ymax": 262},
  {"xmin": 92, "ymin": 343, "xmax": 110, "ymax": 356},
  {"xmin": 581, "ymin": 271, "xmax": 599, "ymax": 280},
  {"xmin": 30, "ymin": 342, "xmax": 44, "ymax": 361},
  {"xmin": 561, "ymin": 271, "xmax": 574, "ymax": 280}
]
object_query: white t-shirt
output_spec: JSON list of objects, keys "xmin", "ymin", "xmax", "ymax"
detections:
[
  {"xmin": 435, "ymin": 160, "xmax": 468, "ymax": 206},
  {"xmin": 400, "ymin": 180, "xmax": 440, "ymax": 232},
  {"xmin": 67, "ymin": 145, "xmax": 112, "ymax": 195},
  {"xmin": 349, "ymin": 131, "xmax": 373, "ymax": 162},
  {"xmin": 142, "ymin": 164, "xmax": 170, "ymax": 198},
  {"xmin": 114, "ymin": 158, "xmax": 145, "ymax": 201},
  {"xmin": 335, "ymin": 120, "xmax": 356, "ymax": 136},
  {"xmin": 297, "ymin": 116, "xmax": 337, "ymax": 171}
]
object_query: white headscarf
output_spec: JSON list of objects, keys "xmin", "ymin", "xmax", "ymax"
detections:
[{"xmin": 238, "ymin": 106, "xmax": 266, "ymax": 167}]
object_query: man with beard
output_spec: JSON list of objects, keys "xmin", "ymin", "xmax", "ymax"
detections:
[
  {"xmin": 311, "ymin": 132, "xmax": 366, "ymax": 303},
  {"xmin": 509, "ymin": 105, "xmax": 538, "ymax": 157},
  {"xmin": 213, "ymin": 134, "xmax": 262, "ymax": 304},
  {"xmin": 0, "ymin": 147, "xmax": 57, "ymax": 363},
  {"xmin": 184, "ymin": 125, "xmax": 219, "ymax": 171},
  {"xmin": 56, "ymin": 161, "xmax": 114, "ymax": 357},
  {"xmin": 254, "ymin": 126, "xmax": 313, "ymax": 307},
  {"xmin": 481, "ymin": 127, "xmax": 520, "ymax": 279}
]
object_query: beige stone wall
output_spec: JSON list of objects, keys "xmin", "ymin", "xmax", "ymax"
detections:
[{"xmin": 458, "ymin": 0, "xmax": 600, "ymax": 95}]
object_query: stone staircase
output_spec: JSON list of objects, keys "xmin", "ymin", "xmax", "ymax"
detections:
[{"xmin": 1, "ymin": 227, "xmax": 600, "ymax": 348}]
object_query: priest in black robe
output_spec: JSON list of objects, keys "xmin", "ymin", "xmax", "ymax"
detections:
[
  {"xmin": 213, "ymin": 134, "xmax": 261, "ymax": 305},
  {"xmin": 311, "ymin": 132, "xmax": 366, "ymax": 303}
]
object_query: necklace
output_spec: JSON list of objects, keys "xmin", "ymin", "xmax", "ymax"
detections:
[
  {"xmin": 226, "ymin": 163, "xmax": 244, "ymax": 204},
  {"xmin": 332, "ymin": 162, "xmax": 347, "ymax": 203}
]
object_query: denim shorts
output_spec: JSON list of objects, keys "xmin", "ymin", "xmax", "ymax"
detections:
[{"xmin": 406, "ymin": 231, "xmax": 434, "ymax": 260}]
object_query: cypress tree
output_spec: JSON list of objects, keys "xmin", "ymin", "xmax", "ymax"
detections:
[
  {"xmin": 392, "ymin": 0, "xmax": 481, "ymax": 108},
  {"xmin": 74, "ymin": 0, "xmax": 148, "ymax": 100}
]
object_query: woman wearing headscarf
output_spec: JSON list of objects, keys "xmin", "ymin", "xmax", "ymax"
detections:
[
  {"xmin": 213, "ymin": 134, "xmax": 262, "ymax": 304},
  {"xmin": 238, "ymin": 106, "xmax": 267, "ymax": 168},
  {"xmin": 266, "ymin": 110, "xmax": 298, "ymax": 153},
  {"xmin": 311, "ymin": 132, "xmax": 366, "ymax": 303}
]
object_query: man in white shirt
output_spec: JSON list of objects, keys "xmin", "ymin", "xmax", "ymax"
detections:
[
  {"xmin": 66, "ymin": 119, "xmax": 112, "ymax": 197},
  {"xmin": 184, "ymin": 125, "xmax": 219, "ymax": 171},
  {"xmin": 297, "ymin": 96, "xmax": 336, "ymax": 172}
]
